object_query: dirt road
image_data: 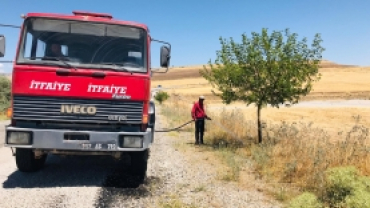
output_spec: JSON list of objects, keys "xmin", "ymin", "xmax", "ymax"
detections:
[{"xmin": 0, "ymin": 109, "xmax": 281, "ymax": 208}]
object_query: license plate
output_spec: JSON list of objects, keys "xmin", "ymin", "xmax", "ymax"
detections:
[{"xmin": 80, "ymin": 143, "xmax": 117, "ymax": 150}]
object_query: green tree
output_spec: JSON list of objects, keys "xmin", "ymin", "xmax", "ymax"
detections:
[
  {"xmin": 200, "ymin": 28, "xmax": 324, "ymax": 143},
  {"xmin": 0, "ymin": 76, "xmax": 11, "ymax": 112},
  {"xmin": 154, "ymin": 91, "xmax": 170, "ymax": 104}
]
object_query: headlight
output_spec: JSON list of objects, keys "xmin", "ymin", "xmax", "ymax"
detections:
[
  {"xmin": 7, "ymin": 131, "xmax": 32, "ymax": 145},
  {"xmin": 121, "ymin": 136, "xmax": 143, "ymax": 148}
]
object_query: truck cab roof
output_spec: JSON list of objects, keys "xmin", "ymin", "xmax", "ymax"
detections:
[{"xmin": 24, "ymin": 11, "xmax": 149, "ymax": 32}]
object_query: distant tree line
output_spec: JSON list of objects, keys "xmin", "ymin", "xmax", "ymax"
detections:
[{"xmin": 0, "ymin": 76, "xmax": 11, "ymax": 112}]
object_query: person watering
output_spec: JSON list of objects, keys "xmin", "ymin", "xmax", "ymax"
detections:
[{"xmin": 191, "ymin": 96, "xmax": 211, "ymax": 145}]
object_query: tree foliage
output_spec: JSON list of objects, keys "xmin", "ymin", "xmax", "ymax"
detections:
[
  {"xmin": 200, "ymin": 28, "xmax": 325, "ymax": 143},
  {"xmin": 0, "ymin": 76, "xmax": 11, "ymax": 112}
]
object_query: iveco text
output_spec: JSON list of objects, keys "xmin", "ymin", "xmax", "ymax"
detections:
[{"xmin": 60, "ymin": 104, "xmax": 97, "ymax": 115}]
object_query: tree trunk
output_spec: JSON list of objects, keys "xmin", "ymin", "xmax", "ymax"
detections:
[{"xmin": 257, "ymin": 104, "xmax": 262, "ymax": 144}]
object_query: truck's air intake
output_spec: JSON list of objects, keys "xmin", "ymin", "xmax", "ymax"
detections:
[{"xmin": 12, "ymin": 95, "xmax": 143, "ymax": 124}]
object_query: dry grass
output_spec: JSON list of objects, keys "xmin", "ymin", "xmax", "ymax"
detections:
[
  {"xmin": 160, "ymin": 98, "xmax": 194, "ymax": 133},
  {"xmin": 152, "ymin": 193, "xmax": 198, "ymax": 208},
  {"xmin": 159, "ymin": 94, "xmax": 370, "ymax": 203},
  {"xmin": 208, "ymin": 104, "xmax": 370, "ymax": 139},
  {"xmin": 0, "ymin": 112, "xmax": 8, "ymax": 120},
  {"xmin": 159, "ymin": 97, "xmax": 246, "ymax": 183}
]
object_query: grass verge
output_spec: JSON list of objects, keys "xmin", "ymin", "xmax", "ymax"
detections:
[
  {"xmin": 214, "ymin": 148, "xmax": 242, "ymax": 182},
  {"xmin": 154, "ymin": 193, "xmax": 198, "ymax": 208},
  {"xmin": 160, "ymin": 93, "xmax": 370, "ymax": 206},
  {"xmin": 0, "ymin": 112, "xmax": 8, "ymax": 120}
]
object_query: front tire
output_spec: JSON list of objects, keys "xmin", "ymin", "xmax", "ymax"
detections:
[
  {"xmin": 129, "ymin": 149, "xmax": 149, "ymax": 182},
  {"xmin": 15, "ymin": 148, "xmax": 47, "ymax": 172}
]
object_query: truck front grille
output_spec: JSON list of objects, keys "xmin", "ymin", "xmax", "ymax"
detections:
[{"xmin": 12, "ymin": 95, "xmax": 144, "ymax": 124}]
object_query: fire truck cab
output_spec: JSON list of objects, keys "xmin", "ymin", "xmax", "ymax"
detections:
[{"xmin": 0, "ymin": 11, "xmax": 171, "ymax": 182}]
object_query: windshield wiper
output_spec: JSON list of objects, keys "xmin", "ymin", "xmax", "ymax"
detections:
[
  {"xmin": 99, "ymin": 63, "xmax": 133, "ymax": 73},
  {"xmin": 43, "ymin": 56, "xmax": 78, "ymax": 71},
  {"xmin": 22, "ymin": 56, "xmax": 78, "ymax": 71}
]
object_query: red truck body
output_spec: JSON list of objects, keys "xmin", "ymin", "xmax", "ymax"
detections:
[
  {"xmin": 12, "ymin": 66, "xmax": 150, "ymax": 103},
  {"xmin": 0, "ymin": 11, "xmax": 171, "ymax": 181}
]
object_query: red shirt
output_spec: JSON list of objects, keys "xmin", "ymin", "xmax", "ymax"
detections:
[{"xmin": 191, "ymin": 101, "xmax": 207, "ymax": 119}]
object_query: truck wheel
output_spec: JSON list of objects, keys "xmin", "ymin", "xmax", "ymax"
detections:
[
  {"xmin": 129, "ymin": 149, "xmax": 149, "ymax": 182},
  {"xmin": 15, "ymin": 148, "xmax": 47, "ymax": 172}
]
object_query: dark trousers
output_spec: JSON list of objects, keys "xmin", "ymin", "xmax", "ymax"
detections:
[{"xmin": 195, "ymin": 119, "xmax": 205, "ymax": 144}]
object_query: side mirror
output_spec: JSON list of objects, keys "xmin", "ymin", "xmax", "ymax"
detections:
[
  {"xmin": 160, "ymin": 45, "xmax": 170, "ymax": 68},
  {"xmin": 0, "ymin": 35, "xmax": 5, "ymax": 57}
]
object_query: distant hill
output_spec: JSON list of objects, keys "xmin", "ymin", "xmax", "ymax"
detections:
[
  {"xmin": 151, "ymin": 60, "xmax": 359, "ymax": 81},
  {"xmin": 319, "ymin": 60, "xmax": 357, "ymax": 68}
]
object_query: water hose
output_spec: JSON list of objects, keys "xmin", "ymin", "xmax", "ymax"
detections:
[
  {"xmin": 154, "ymin": 120, "xmax": 195, "ymax": 132},
  {"xmin": 154, "ymin": 117, "xmax": 212, "ymax": 132}
]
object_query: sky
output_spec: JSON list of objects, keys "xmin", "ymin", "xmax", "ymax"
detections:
[{"xmin": 1, "ymin": 0, "xmax": 370, "ymax": 73}]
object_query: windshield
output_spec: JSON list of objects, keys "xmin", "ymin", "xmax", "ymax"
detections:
[{"xmin": 16, "ymin": 17, "xmax": 148, "ymax": 73}]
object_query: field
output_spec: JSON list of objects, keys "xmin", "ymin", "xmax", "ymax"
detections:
[
  {"xmin": 152, "ymin": 60, "xmax": 370, "ymax": 138},
  {"xmin": 151, "ymin": 60, "xmax": 370, "ymax": 101}
]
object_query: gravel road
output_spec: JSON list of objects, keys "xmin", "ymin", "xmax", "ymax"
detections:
[{"xmin": 0, "ymin": 109, "xmax": 281, "ymax": 208}]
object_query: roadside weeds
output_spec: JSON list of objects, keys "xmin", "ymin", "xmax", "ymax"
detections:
[
  {"xmin": 159, "ymin": 95, "xmax": 370, "ymax": 207},
  {"xmin": 157, "ymin": 102, "xmax": 282, "ymax": 207},
  {"xmin": 0, "ymin": 112, "xmax": 8, "ymax": 120}
]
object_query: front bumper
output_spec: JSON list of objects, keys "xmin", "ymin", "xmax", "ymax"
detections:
[{"xmin": 4, "ymin": 125, "xmax": 153, "ymax": 151}]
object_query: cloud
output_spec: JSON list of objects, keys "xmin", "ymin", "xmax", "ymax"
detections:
[{"xmin": 0, "ymin": 63, "xmax": 4, "ymax": 73}]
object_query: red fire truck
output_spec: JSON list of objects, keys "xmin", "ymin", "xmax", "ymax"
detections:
[{"xmin": 0, "ymin": 11, "xmax": 171, "ymax": 182}]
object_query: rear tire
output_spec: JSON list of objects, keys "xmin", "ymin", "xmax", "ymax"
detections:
[
  {"xmin": 129, "ymin": 149, "xmax": 149, "ymax": 182},
  {"xmin": 15, "ymin": 148, "xmax": 47, "ymax": 172}
]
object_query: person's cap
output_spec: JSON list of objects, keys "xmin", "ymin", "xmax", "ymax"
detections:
[{"xmin": 199, "ymin": 95, "xmax": 205, "ymax": 100}]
